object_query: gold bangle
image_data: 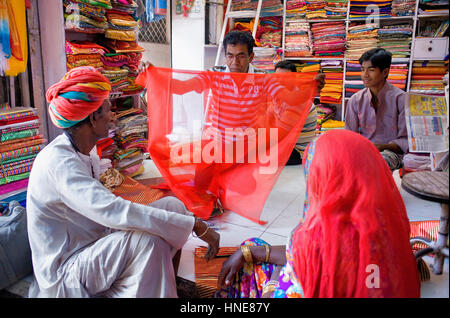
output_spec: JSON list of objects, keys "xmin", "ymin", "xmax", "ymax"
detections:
[
  {"xmin": 240, "ymin": 245, "xmax": 253, "ymax": 264},
  {"xmin": 264, "ymin": 245, "xmax": 270, "ymax": 263}
]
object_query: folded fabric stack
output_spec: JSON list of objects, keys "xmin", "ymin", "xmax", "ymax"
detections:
[
  {"xmin": 345, "ymin": 22, "xmax": 379, "ymax": 59},
  {"xmin": 305, "ymin": 0, "xmax": 328, "ymax": 20},
  {"xmin": 0, "ymin": 107, "xmax": 46, "ymax": 206},
  {"xmin": 345, "ymin": 60, "xmax": 364, "ymax": 98},
  {"xmin": 286, "ymin": 0, "xmax": 307, "ymax": 20},
  {"xmin": 349, "ymin": 0, "xmax": 393, "ymax": 19},
  {"xmin": 377, "ymin": 23, "xmax": 413, "ymax": 58},
  {"xmin": 112, "ymin": 106, "xmax": 148, "ymax": 178},
  {"xmin": 311, "ymin": 21, "xmax": 346, "ymax": 57},
  {"xmin": 320, "ymin": 60, "xmax": 344, "ymax": 104},
  {"xmin": 284, "ymin": 21, "xmax": 313, "ymax": 57},
  {"xmin": 63, "ymin": 0, "xmax": 110, "ymax": 33},
  {"xmin": 252, "ymin": 47, "xmax": 280, "ymax": 72},
  {"xmin": 105, "ymin": 0, "xmax": 139, "ymax": 42},
  {"xmin": 101, "ymin": 38, "xmax": 144, "ymax": 96},
  {"xmin": 388, "ymin": 61, "xmax": 409, "ymax": 89},
  {"xmin": 325, "ymin": 0, "xmax": 349, "ymax": 19},
  {"xmin": 319, "ymin": 119, "xmax": 345, "ymax": 134},
  {"xmin": 418, "ymin": 0, "xmax": 449, "ymax": 15},
  {"xmin": 316, "ymin": 103, "xmax": 337, "ymax": 128},
  {"xmin": 295, "ymin": 61, "xmax": 321, "ymax": 72},
  {"xmin": 410, "ymin": 60, "xmax": 448, "ymax": 95},
  {"xmin": 391, "ymin": 0, "xmax": 416, "ymax": 16},
  {"xmin": 259, "ymin": 17, "xmax": 283, "ymax": 47},
  {"xmin": 65, "ymin": 40, "xmax": 107, "ymax": 70},
  {"xmin": 295, "ymin": 104, "xmax": 318, "ymax": 156},
  {"xmin": 231, "ymin": 0, "xmax": 283, "ymax": 16}
]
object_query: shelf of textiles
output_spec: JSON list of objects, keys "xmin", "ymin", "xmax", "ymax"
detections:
[
  {"xmin": 0, "ymin": 106, "xmax": 46, "ymax": 206},
  {"xmin": 284, "ymin": 20, "xmax": 346, "ymax": 58},
  {"xmin": 409, "ymin": 59, "xmax": 449, "ymax": 95},
  {"xmin": 291, "ymin": 60, "xmax": 345, "ymax": 121},
  {"xmin": 231, "ymin": 15, "xmax": 284, "ymax": 71},
  {"xmin": 230, "ymin": 0, "xmax": 284, "ymax": 17},
  {"xmin": 97, "ymin": 97, "xmax": 149, "ymax": 178},
  {"xmin": 345, "ymin": 59, "xmax": 410, "ymax": 98},
  {"xmin": 417, "ymin": 0, "xmax": 449, "ymax": 16},
  {"xmin": 63, "ymin": 0, "xmax": 145, "ymax": 99},
  {"xmin": 345, "ymin": 19, "xmax": 413, "ymax": 60}
]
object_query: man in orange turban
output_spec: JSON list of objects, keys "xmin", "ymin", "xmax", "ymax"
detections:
[{"xmin": 26, "ymin": 66, "xmax": 219, "ymax": 298}]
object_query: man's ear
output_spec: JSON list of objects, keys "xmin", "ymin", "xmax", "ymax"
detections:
[
  {"xmin": 89, "ymin": 113, "xmax": 96, "ymax": 127},
  {"xmin": 249, "ymin": 52, "xmax": 254, "ymax": 63},
  {"xmin": 382, "ymin": 68, "xmax": 390, "ymax": 79}
]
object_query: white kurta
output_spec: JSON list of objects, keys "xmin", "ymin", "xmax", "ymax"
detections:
[{"xmin": 26, "ymin": 134, "xmax": 195, "ymax": 298}]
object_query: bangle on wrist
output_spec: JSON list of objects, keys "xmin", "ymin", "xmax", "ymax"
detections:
[
  {"xmin": 193, "ymin": 219, "xmax": 209, "ymax": 238},
  {"xmin": 264, "ymin": 245, "xmax": 271, "ymax": 263},
  {"xmin": 240, "ymin": 245, "xmax": 253, "ymax": 264}
]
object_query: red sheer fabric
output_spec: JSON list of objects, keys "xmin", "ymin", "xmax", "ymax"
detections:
[
  {"xmin": 292, "ymin": 130, "xmax": 420, "ymax": 297},
  {"xmin": 136, "ymin": 66, "xmax": 318, "ymax": 223}
]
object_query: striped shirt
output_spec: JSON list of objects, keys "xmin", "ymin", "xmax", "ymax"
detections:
[{"xmin": 199, "ymin": 64, "xmax": 282, "ymax": 142}]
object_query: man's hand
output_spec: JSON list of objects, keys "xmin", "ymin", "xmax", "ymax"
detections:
[
  {"xmin": 314, "ymin": 73, "xmax": 325, "ymax": 94},
  {"xmin": 138, "ymin": 61, "xmax": 154, "ymax": 74},
  {"xmin": 193, "ymin": 218, "xmax": 220, "ymax": 261}
]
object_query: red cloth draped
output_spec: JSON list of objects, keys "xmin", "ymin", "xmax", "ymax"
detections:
[
  {"xmin": 136, "ymin": 66, "xmax": 318, "ymax": 223},
  {"xmin": 292, "ymin": 130, "xmax": 420, "ymax": 298}
]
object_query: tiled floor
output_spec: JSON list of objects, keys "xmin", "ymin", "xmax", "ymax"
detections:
[
  {"xmin": 3, "ymin": 160, "xmax": 447, "ymax": 298},
  {"xmin": 138, "ymin": 159, "xmax": 449, "ymax": 298}
]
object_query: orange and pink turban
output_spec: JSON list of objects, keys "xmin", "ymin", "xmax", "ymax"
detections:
[{"xmin": 46, "ymin": 66, "xmax": 111, "ymax": 129}]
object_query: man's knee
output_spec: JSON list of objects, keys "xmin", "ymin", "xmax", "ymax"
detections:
[{"xmin": 149, "ymin": 196, "xmax": 192, "ymax": 216}]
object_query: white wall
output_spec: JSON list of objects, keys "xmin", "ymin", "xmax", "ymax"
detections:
[
  {"xmin": 139, "ymin": 42, "xmax": 171, "ymax": 68},
  {"xmin": 171, "ymin": 0, "xmax": 205, "ymax": 71}
]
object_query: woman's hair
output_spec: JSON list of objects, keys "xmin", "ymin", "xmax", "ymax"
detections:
[
  {"xmin": 223, "ymin": 30, "xmax": 255, "ymax": 55},
  {"xmin": 359, "ymin": 48, "xmax": 392, "ymax": 72},
  {"xmin": 275, "ymin": 60, "xmax": 297, "ymax": 72}
]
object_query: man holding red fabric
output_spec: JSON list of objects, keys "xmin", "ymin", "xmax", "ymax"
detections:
[
  {"xmin": 137, "ymin": 32, "xmax": 320, "ymax": 222},
  {"xmin": 26, "ymin": 66, "xmax": 219, "ymax": 298}
]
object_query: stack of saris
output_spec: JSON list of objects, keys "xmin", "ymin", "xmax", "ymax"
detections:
[
  {"xmin": 345, "ymin": 22, "xmax": 379, "ymax": 59},
  {"xmin": 311, "ymin": 21, "xmax": 346, "ymax": 57},
  {"xmin": 387, "ymin": 61, "xmax": 409, "ymax": 90},
  {"xmin": 305, "ymin": 0, "xmax": 328, "ymax": 20},
  {"xmin": 105, "ymin": 0, "xmax": 139, "ymax": 42},
  {"xmin": 344, "ymin": 60, "xmax": 364, "ymax": 98},
  {"xmin": 320, "ymin": 60, "xmax": 343, "ymax": 104},
  {"xmin": 252, "ymin": 47, "xmax": 280, "ymax": 72},
  {"xmin": 113, "ymin": 107, "xmax": 148, "ymax": 178},
  {"xmin": 410, "ymin": 60, "xmax": 448, "ymax": 95},
  {"xmin": 65, "ymin": 40, "xmax": 107, "ymax": 70},
  {"xmin": 391, "ymin": 0, "xmax": 416, "ymax": 16},
  {"xmin": 284, "ymin": 21, "xmax": 312, "ymax": 57},
  {"xmin": 316, "ymin": 104, "xmax": 336, "ymax": 127},
  {"xmin": 324, "ymin": 0, "xmax": 348, "ymax": 19},
  {"xmin": 377, "ymin": 23, "xmax": 413, "ymax": 58},
  {"xmin": 0, "ymin": 107, "xmax": 46, "ymax": 205},
  {"xmin": 285, "ymin": 0, "xmax": 307, "ymax": 20},
  {"xmin": 349, "ymin": 0, "xmax": 393, "ymax": 19},
  {"xmin": 63, "ymin": 0, "xmax": 110, "ymax": 33}
]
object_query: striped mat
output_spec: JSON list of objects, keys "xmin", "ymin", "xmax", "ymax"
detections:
[
  {"xmin": 194, "ymin": 247, "xmax": 238, "ymax": 298},
  {"xmin": 410, "ymin": 220, "xmax": 440, "ymax": 253}
]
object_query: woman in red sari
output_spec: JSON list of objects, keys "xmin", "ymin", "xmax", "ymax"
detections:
[{"xmin": 217, "ymin": 129, "xmax": 420, "ymax": 298}]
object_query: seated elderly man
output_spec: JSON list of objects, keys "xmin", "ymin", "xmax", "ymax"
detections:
[{"xmin": 26, "ymin": 66, "xmax": 219, "ymax": 298}]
